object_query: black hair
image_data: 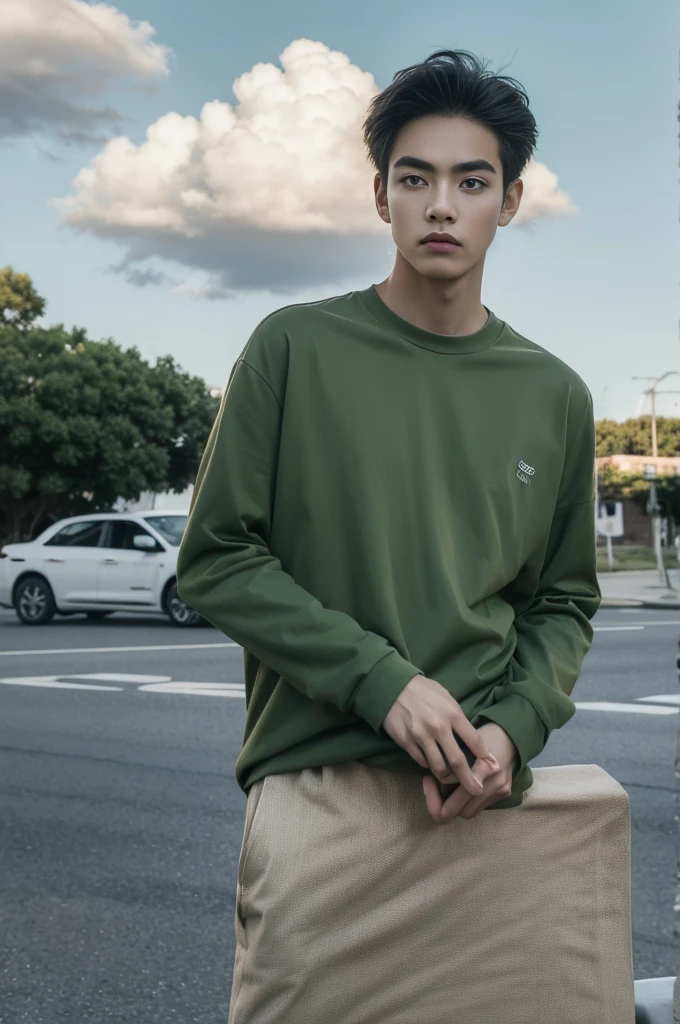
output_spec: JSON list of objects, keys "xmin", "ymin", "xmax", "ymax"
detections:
[{"xmin": 362, "ymin": 50, "xmax": 538, "ymax": 194}]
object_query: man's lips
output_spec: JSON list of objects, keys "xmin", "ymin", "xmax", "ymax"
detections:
[
  {"xmin": 420, "ymin": 233, "xmax": 462, "ymax": 252},
  {"xmin": 423, "ymin": 240, "xmax": 460, "ymax": 252}
]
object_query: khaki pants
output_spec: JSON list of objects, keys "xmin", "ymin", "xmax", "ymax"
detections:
[{"xmin": 228, "ymin": 761, "xmax": 635, "ymax": 1024}]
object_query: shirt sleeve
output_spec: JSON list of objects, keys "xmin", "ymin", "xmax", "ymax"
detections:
[
  {"xmin": 473, "ymin": 385, "xmax": 601, "ymax": 779},
  {"xmin": 176, "ymin": 354, "xmax": 423, "ymax": 734}
]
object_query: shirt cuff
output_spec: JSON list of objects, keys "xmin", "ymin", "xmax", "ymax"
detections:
[
  {"xmin": 352, "ymin": 650, "xmax": 423, "ymax": 735},
  {"xmin": 473, "ymin": 694, "xmax": 548, "ymax": 780}
]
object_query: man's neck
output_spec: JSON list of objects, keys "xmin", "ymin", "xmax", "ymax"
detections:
[{"xmin": 374, "ymin": 252, "xmax": 488, "ymax": 337}]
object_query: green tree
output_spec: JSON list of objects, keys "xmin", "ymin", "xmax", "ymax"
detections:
[
  {"xmin": 0, "ymin": 321, "xmax": 219, "ymax": 543},
  {"xmin": 0, "ymin": 266, "xmax": 45, "ymax": 330},
  {"xmin": 596, "ymin": 416, "xmax": 680, "ymax": 457}
]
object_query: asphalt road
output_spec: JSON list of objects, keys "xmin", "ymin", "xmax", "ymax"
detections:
[{"xmin": 0, "ymin": 606, "xmax": 677, "ymax": 1022}]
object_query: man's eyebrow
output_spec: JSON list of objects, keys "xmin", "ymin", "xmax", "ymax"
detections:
[{"xmin": 392, "ymin": 156, "xmax": 497, "ymax": 175}]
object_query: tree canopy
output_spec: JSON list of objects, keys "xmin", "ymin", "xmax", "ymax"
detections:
[
  {"xmin": 0, "ymin": 266, "xmax": 45, "ymax": 330},
  {"xmin": 596, "ymin": 416, "xmax": 680, "ymax": 458},
  {"xmin": 0, "ymin": 271, "xmax": 219, "ymax": 543}
]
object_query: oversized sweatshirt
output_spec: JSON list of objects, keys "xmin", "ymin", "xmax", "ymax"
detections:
[{"xmin": 176, "ymin": 285, "xmax": 601, "ymax": 809}]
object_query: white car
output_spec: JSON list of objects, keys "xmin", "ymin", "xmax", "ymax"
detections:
[{"xmin": 0, "ymin": 510, "xmax": 203, "ymax": 627}]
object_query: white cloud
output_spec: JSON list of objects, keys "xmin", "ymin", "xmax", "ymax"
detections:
[
  {"xmin": 0, "ymin": 0, "xmax": 170, "ymax": 141},
  {"xmin": 56, "ymin": 37, "xmax": 576, "ymax": 294},
  {"xmin": 514, "ymin": 160, "xmax": 576, "ymax": 224}
]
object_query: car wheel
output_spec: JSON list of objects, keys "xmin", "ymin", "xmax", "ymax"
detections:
[
  {"xmin": 165, "ymin": 582, "xmax": 203, "ymax": 627},
  {"xmin": 15, "ymin": 575, "xmax": 56, "ymax": 625},
  {"xmin": 86, "ymin": 611, "xmax": 111, "ymax": 621}
]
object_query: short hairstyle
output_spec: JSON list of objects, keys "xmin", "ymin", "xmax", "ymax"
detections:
[{"xmin": 362, "ymin": 50, "xmax": 538, "ymax": 194}]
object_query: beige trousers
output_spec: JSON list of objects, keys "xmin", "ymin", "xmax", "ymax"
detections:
[{"xmin": 228, "ymin": 761, "xmax": 635, "ymax": 1024}]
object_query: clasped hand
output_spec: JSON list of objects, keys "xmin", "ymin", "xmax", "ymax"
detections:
[
  {"xmin": 422, "ymin": 721, "xmax": 516, "ymax": 822},
  {"xmin": 382, "ymin": 674, "xmax": 518, "ymax": 824}
]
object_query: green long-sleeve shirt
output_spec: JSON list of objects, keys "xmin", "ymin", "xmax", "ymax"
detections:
[{"xmin": 177, "ymin": 284, "xmax": 601, "ymax": 808}]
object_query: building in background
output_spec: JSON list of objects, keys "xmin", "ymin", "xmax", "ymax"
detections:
[
  {"xmin": 596, "ymin": 455, "xmax": 680, "ymax": 546},
  {"xmin": 114, "ymin": 486, "xmax": 194, "ymax": 514}
]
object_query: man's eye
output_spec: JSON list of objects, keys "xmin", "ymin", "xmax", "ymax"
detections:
[
  {"xmin": 403, "ymin": 175, "xmax": 425, "ymax": 186},
  {"xmin": 462, "ymin": 178, "xmax": 484, "ymax": 190}
]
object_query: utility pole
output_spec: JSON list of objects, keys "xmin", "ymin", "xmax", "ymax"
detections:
[{"xmin": 633, "ymin": 372, "xmax": 680, "ymax": 588}]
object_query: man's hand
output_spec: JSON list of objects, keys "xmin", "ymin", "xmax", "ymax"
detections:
[
  {"xmin": 422, "ymin": 722, "xmax": 518, "ymax": 823},
  {"xmin": 382, "ymin": 674, "xmax": 499, "ymax": 798}
]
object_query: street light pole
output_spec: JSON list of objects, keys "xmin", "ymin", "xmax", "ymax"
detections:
[
  {"xmin": 633, "ymin": 372, "xmax": 680, "ymax": 589},
  {"xmin": 632, "ymin": 372, "xmax": 680, "ymax": 457}
]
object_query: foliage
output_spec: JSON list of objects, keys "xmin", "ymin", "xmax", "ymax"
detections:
[
  {"xmin": 596, "ymin": 416, "xmax": 680, "ymax": 457},
  {"xmin": 0, "ymin": 321, "xmax": 219, "ymax": 543},
  {"xmin": 596, "ymin": 545, "xmax": 679, "ymax": 572},
  {"xmin": 0, "ymin": 266, "xmax": 45, "ymax": 329}
]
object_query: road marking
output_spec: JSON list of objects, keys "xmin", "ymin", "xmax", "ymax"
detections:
[
  {"xmin": 0, "ymin": 643, "xmax": 240, "ymax": 658},
  {"xmin": 73, "ymin": 673, "xmax": 172, "ymax": 684},
  {"xmin": 0, "ymin": 672, "xmax": 246, "ymax": 697},
  {"xmin": 617, "ymin": 608, "xmax": 680, "ymax": 616},
  {"xmin": 138, "ymin": 681, "xmax": 245, "ymax": 697},
  {"xmin": 593, "ymin": 626, "xmax": 645, "ymax": 632},
  {"xmin": 595, "ymin": 620, "xmax": 680, "ymax": 628},
  {"xmin": 574, "ymin": 700, "xmax": 678, "ymax": 715},
  {"xmin": 0, "ymin": 676, "xmax": 123, "ymax": 691},
  {"xmin": 635, "ymin": 694, "xmax": 680, "ymax": 706}
]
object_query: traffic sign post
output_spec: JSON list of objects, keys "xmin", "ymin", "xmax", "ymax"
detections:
[
  {"xmin": 597, "ymin": 501, "xmax": 624, "ymax": 570},
  {"xmin": 643, "ymin": 464, "xmax": 672, "ymax": 589}
]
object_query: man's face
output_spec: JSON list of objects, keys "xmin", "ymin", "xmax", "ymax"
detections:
[{"xmin": 374, "ymin": 115, "xmax": 522, "ymax": 281}]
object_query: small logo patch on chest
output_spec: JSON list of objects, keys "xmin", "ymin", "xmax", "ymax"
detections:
[{"xmin": 517, "ymin": 459, "xmax": 535, "ymax": 485}]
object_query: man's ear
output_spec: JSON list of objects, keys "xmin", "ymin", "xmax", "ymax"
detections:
[
  {"xmin": 374, "ymin": 172, "xmax": 391, "ymax": 225},
  {"xmin": 498, "ymin": 177, "xmax": 523, "ymax": 228}
]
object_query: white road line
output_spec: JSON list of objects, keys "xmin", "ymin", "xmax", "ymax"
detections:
[
  {"xmin": 0, "ymin": 643, "xmax": 240, "ymax": 658},
  {"xmin": 617, "ymin": 608, "xmax": 680, "ymax": 616},
  {"xmin": 593, "ymin": 626, "xmax": 645, "ymax": 632},
  {"xmin": 0, "ymin": 672, "xmax": 246, "ymax": 696},
  {"xmin": 635, "ymin": 694, "xmax": 680, "ymax": 706},
  {"xmin": 574, "ymin": 701, "xmax": 678, "ymax": 715},
  {"xmin": 73, "ymin": 673, "xmax": 172, "ymax": 684},
  {"xmin": 596, "ymin": 620, "xmax": 680, "ymax": 628},
  {"xmin": 0, "ymin": 677, "xmax": 122, "ymax": 691},
  {"xmin": 138, "ymin": 681, "xmax": 245, "ymax": 697}
]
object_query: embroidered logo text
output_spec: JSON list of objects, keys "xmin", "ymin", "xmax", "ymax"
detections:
[{"xmin": 517, "ymin": 460, "xmax": 535, "ymax": 485}]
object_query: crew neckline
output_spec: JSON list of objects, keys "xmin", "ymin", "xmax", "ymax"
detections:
[{"xmin": 356, "ymin": 284, "xmax": 506, "ymax": 354}]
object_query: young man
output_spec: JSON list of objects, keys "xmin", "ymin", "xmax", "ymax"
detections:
[{"xmin": 177, "ymin": 49, "xmax": 600, "ymax": 1023}]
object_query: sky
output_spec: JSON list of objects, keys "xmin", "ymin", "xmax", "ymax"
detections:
[{"xmin": 1, "ymin": 0, "xmax": 678, "ymax": 422}]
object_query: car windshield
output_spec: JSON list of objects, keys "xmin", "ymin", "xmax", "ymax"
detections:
[{"xmin": 143, "ymin": 515, "xmax": 188, "ymax": 547}]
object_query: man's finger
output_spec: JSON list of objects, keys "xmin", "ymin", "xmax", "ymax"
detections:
[
  {"xmin": 437, "ymin": 736, "xmax": 487, "ymax": 795},
  {"xmin": 422, "ymin": 775, "xmax": 444, "ymax": 819},
  {"xmin": 439, "ymin": 778, "xmax": 484, "ymax": 821},
  {"xmin": 422, "ymin": 775, "xmax": 474, "ymax": 823},
  {"xmin": 456, "ymin": 792, "xmax": 491, "ymax": 820}
]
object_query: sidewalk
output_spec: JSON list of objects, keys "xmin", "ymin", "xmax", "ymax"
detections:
[{"xmin": 598, "ymin": 568, "xmax": 680, "ymax": 609}]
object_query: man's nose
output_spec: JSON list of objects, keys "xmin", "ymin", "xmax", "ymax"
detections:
[{"xmin": 426, "ymin": 187, "xmax": 458, "ymax": 222}]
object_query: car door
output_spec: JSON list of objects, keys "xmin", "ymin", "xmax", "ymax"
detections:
[
  {"xmin": 41, "ymin": 520, "xmax": 105, "ymax": 605},
  {"xmin": 97, "ymin": 520, "xmax": 165, "ymax": 607}
]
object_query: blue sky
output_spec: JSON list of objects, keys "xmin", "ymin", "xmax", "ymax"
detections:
[{"xmin": 1, "ymin": 0, "xmax": 677, "ymax": 422}]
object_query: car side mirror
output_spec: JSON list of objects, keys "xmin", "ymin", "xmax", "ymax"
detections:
[{"xmin": 133, "ymin": 534, "xmax": 157, "ymax": 551}]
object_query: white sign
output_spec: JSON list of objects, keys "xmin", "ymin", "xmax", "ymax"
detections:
[{"xmin": 597, "ymin": 501, "xmax": 624, "ymax": 538}]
